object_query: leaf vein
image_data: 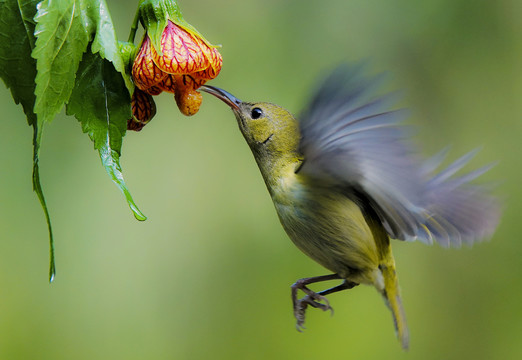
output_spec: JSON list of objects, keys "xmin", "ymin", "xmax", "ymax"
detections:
[{"xmin": 16, "ymin": 0, "xmax": 35, "ymax": 49}]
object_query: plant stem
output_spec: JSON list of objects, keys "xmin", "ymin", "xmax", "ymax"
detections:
[{"xmin": 128, "ymin": 1, "xmax": 142, "ymax": 43}]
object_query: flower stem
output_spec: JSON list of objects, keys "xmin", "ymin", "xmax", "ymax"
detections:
[{"xmin": 128, "ymin": 1, "xmax": 142, "ymax": 43}]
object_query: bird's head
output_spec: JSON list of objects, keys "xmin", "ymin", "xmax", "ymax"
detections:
[{"xmin": 200, "ymin": 85, "xmax": 301, "ymax": 161}]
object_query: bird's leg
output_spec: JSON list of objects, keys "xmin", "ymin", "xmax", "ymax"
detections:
[{"xmin": 291, "ymin": 274, "xmax": 358, "ymax": 331}]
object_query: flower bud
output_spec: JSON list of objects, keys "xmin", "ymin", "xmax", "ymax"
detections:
[{"xmin": 128, "ymin": 88, "xmax": 157, "ymax": 131}]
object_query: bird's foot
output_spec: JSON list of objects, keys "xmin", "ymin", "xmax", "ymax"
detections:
[
  {"xmin": 294, "ymin": 291, "xmax": 333, "ymax": 331},
  {"xmin": 291, "ymin": 275, "xmax": 358, "ymax": 331},
  {"xmin": 291, "ymin": 275, "xmax": 342, "ymax": 331}
]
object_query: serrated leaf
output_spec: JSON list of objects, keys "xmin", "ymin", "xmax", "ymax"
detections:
[
  {"xmin": 0, "ymin": 0, "xmax": 39, "ymax": 125},
  {"xmin": 75, "ymin": 1, "xmax": 143, "ymax": 218},
  {"xmin": 1, "ymin": 0, "xmax": 145, "ymax": 282},
  {"xmin": 67, "ymin": 50, "xmax": 146, "ymax": 221},
  {"xmin": 32, "ymin": 0, "xmax": 90, "ymax": 125},
  {"xmin": 31, "ymin": 0, "xmax": 92, "ymax": 282}
]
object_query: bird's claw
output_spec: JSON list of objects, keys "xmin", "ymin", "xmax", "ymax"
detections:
[{"xmin": 294, "ymin": 292, "xmax": 334, "ymax": 330}]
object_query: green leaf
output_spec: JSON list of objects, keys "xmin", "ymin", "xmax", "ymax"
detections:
[
  {"xmin": 34, "ymin": 0, "xmax": 145, "ymax": 219},
  {"xmin": 67, "ymin": 50, "xmax": 146, "ymax": 221},
  {"xmin": 74, "ymin": 1, "xmax": 145, "ymax": 220},
  {"xmin": 0, "ymin": 0, "xmax": 39, "ymax": 125},
  {"xmin": 1, "ymin": 0, "xmax": 146, "ymax": 282},
  {"xmin": 30, "ymin": 0, "xmax": 92, "ymax": 282},
  {"xmin": 32, "ymin": 0, "xmax": 90, "ymax": 125},
  {"xmin": 82, "ymin": 0, "xmax": 134, "ymax": 91}
]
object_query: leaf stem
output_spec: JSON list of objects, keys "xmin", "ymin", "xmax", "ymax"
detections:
[
  {"xmin": 32, "ymin": 124, "xmax": 56, "ymax": 283},
  {"xmin": 128, "ymin": 1, "xmax": 142, "ymax": 43}
]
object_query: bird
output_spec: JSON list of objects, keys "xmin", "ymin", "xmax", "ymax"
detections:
[{"xmin": 199, "ymin": 64, "xmax": 501, "ymax": 349}]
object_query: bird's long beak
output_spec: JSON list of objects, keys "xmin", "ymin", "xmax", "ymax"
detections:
[{"xmin": 200, "ymin": 85, "xmax": 241, "ymax": 111}]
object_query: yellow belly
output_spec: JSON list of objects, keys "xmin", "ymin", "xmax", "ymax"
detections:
[{"xmin": 272, "ymin": 181, "xmax": 382, "ymax": 282}]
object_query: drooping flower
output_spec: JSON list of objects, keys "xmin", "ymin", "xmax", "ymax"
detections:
[{"xmin": 128, "ymin": 0, "xmax": 223, "ymax": 130}]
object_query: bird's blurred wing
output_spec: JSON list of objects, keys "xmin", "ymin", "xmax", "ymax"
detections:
[
  {"xmin": 297, "ymin": 64, "xmax": 500, "ymax": 245},
  {"xmin": 420, "ymin": 153, "xmax": 501, "ymax": 246}
]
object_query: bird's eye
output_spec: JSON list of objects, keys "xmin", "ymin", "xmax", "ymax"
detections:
[{"xmin": 251, "ymin": 107, "xmax": 263, "ymax": 119}]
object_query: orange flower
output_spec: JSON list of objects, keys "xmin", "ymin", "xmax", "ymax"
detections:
[
  {"xmin": 126, "ymin": 0, "xmax": 223, "ymax": 131},
  {"xmin": 132, "ymin": 20, "xmax": 222, "ymax": 117}
]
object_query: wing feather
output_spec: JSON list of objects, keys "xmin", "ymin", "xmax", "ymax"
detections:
[{"xmin": 297, "ymin": 64, "xmax": 500, "ymax": 246}]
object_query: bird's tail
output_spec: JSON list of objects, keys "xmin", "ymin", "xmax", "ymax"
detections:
[{"xmin": 376, "ymin": 262, "xmax": 409, "ymax": 350}]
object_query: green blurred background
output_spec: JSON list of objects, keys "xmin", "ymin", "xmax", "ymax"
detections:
[{"xmin": 1, "ymin": 0, "xmax": 521, "ymax": 359}]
